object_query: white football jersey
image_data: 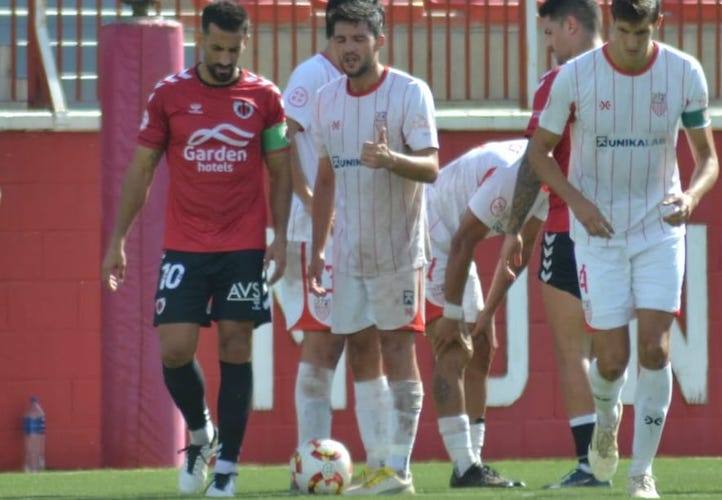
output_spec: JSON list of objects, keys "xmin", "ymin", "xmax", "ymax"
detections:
[
  {"xmin": 428, "ymin": 139, "xmax": 548, "ymax": 252},
  {"xmin": 540, "ymin": 42, "xmax": 709, "ymax": 247},
  {"xmin": 283, "ymin": 53, "xmax": 342, "ymax": 241},
  {"xmin": 312, "ymin": 67, "xmax": 439, "ymax": 277}
]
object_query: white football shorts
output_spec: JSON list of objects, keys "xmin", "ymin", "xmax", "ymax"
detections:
[
  {"xmin": 274, "ymin": 241, "xmax": 332, "ymax": 331},
  {"xmin": 331, "ymin": 268, "xmax": 425, "ymax": 334},
  {"xmin": 574, "ymin": 233, "xmax": 685, "ymax": 330}
]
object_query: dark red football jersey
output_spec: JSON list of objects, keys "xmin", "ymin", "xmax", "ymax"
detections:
[
  {"xmin": 526, "ymin": 67, "xmax": 572, "ymax": 232},
  {"xmin": 138, "ymin": 67, "xmax": 286, "ymax": 252}
]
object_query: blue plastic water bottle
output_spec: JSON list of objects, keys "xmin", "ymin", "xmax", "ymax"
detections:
[{"xmin": 23, "ymin": 396, "xmax": 46, "ymax": 472}]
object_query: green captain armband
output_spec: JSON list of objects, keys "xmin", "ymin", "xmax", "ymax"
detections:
[
  {"xmin": 262, "ymin": 122, "xmax": 289, "ymax": 152},
  {"xmin": 681, "ymin": 109, "xmax": 710, "ymax": 129}
]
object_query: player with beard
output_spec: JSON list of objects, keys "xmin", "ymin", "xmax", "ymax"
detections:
[
  {"xmin": 101, "ymin": 1, "xmax": 291, "ymax": 496},
  {"xmin": 309, "ymin": 1, "xmax": 439, "ymax": 495}
]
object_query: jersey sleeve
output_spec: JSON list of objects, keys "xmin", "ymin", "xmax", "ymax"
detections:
[
  {"xmin": 530, "ymin": 192, "xmax": 549, "ymax": 221},
  {"xmin": 538, "ymin": 64, "xmax": 575, "ymax": 136},
  {"xmin": 262, "ymin": 86, "xmax": 290, "ymax": 153},
  {"xmin": 466, "ymin": 186, "xmax": 489, "ymax": 223},
  {"xmin": 402, "ymin": 79, "xmax": 439, "ymax": 151},
  {"xmin": 681, "ymin": 57, "xmax": 711, "ymax": 129},
  {"xmin": 525, "ymin": 70, "xmax": 557, "ymax": 138},
  {"xmin": 137, "ymin": 86, "xmax": 169, "ymax": 150},
  {"xmin": 282, "ymin": 62, "xmax": 322, "ymax": 131},
  {"xmin": 311, "ymin": 88, "xmax": 329, "ymax": 158}
]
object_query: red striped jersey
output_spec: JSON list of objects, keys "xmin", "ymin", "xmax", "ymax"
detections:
[
  {"xmin": 539, "ymin": 42, "xmax": 709, "ymax": 247},
  {"xmin": 312, "ymin": 67, "xmax": 439, "ymax": 277}
]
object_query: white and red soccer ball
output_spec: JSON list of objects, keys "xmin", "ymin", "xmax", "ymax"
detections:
[{"xmin": 289, "ymin": 438, "xmax": 353, "ymax": 494}]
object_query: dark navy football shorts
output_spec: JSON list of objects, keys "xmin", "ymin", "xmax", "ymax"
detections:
[
  {"xmin": 153, "ymin": 249, "xmax": 270, "ymax": 327},
  {"xmin": 537, "ymin": 231, "xmax": 581, "ymax": 300}
]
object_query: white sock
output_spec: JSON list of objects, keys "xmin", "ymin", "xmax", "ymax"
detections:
[
  {"xmin": 189, "ymin": 408, "xmax": 213, "ymax": 445},
  {"xmin": 469, "ymin": 419, "xmax": 485, "ymax": 465},
  {"xmin": 214, "ymin": 459, "xmax": 236, "ymax": 475},
  {"xmin": 295, "ymin": 362, "xmax": 333, "ymax": 447},
  {"xmin": 589, "ymin": 359, "xmax": 627, "ymax": 428},
  {"xmin": 386, "ymin": 380, "xmax": 424, "ymax": 478},
  {"xmin": 354, "ymin": 377, "xmax": 391, "ymax": 469},
  {"xmin": 439, "ymin": 415, "xmax": 476, "ymax": 475},
  {"xmin": 630, "ymin": 364, "xmax": 672, "ymax": 477}
]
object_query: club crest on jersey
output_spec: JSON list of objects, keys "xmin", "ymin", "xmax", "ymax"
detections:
[
  {"xmin": 287, "ymin": 86, "xmax": 308, "ymax": 107},
  {"xmin": 233, "ymin": 99, "xmax": 255, "ymax": 119},
  {"xmin": 189, "ymin": 103, "xmax": 203, "ymax": 114},
  {"xmin": 651, "ymin": 92, "xmax": 667, "ymax": 117},
  {"xmin": 490, "ymin": 196, "xmax": 507, "ymax": 216}
]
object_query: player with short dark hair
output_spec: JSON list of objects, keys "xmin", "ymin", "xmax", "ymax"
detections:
[
  {"xmin": 498, "ymin": 0, "xmax": 608, "ymax": 489},
  {"xmin": 101, "ymin": 1, "xmax": 292, "ymax": 496},
  {"xmin": 427, "ymin": 139, "xmax": 540, "ymax": 489},
  {"xmin": 528, "ymin": 0, "xmax": 718, "ymax": 496},
  {"xmin": 277, "ymin": 0, "xmax": 392, "ymax": 481},
  {"xmin": 309, "ymin": 0, "xmax": 439, "ymax": 494}
]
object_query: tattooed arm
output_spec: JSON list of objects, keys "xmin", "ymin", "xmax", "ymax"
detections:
[
  {"xmin": 505, "ymin": 149, "xmax": 542, "ymax": 235},
  {"xmin": 497, "ymin": 148, "xmax": 542, "ymax": 279}
]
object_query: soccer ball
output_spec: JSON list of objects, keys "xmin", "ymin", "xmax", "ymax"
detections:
[{"xmin": 289, "ymin": 438, "xmax": 353, "ymax": 494}]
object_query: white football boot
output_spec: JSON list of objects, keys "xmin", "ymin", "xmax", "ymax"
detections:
[{"xmin": 588, "ymin": 401, "xmax": 623, "ymax": 482}]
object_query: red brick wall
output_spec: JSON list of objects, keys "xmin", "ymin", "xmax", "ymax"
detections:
[
  {"xmin": 0, "ymin": 130, "xmax": 720, "ymax": 469},
  {"xmin": 0, "ymin": 132, "xmax": 102, "ymax": 469}
]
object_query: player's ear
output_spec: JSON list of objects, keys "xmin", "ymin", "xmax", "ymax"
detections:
[
  {"xmin": 654, "ymin": 14, "xmax": 664, "ymax": 32},
  {"xmin": 564, "ymin": 15, "xmax": 578, "ymax": 35},
  {"xmin": 375, "ymin": 33, "xmax": 386, "ymax": 50}
]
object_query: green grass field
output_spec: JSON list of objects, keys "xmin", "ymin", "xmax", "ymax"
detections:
[{"xmin": 1, "ymin": 458, "xmax": 721, "ymax": 499}]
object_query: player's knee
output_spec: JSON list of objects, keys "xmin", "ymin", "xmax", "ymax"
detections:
[
  {"xmin": 436, "ymin": 344, "xmax": 470, "ymax": 376},
  {"xmin": 638, "ymin": 341, "xmax": 669, "ymax": 369},
  {"xmin": 218, "ymin": 335, "xmax": 252, "ymax": 363},
  {"xmin": 472, "ymin": 335, "xmax": 494, "ymax": 367},
  {"xmin": 596, "ymin": 357, "xmax": 627, "ymax": 381},
  {"xmin": 160, "ymin": 345, "xmax": 195, "ymax": 367},
  {"xmin": 302, "ymin": 334, "xmax": 344, "ymax": 369}
]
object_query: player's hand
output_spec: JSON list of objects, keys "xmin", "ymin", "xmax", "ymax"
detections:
[
  {"xmin": 662, "ymin": 192, "xmax": 696, "ymax": 226},
  {"xmin": 432, "ymin": 317, "xmax": 473, "ymax": 358},
  {"xmin": 308, "ymin": 253, "xmax": 327, "ymax": 296},
  {"xmin": 570, "ymin": 196, "xmax": 614, "ymax": 238},
  {"xmin": 264, "ymin": 235, "xmax": 287, "ymax": 285},
  {"xmin": 361, "ymin": 125, "xmax": 394, "ymax": 169},
  {"xmin": 471, "ymin": 311, "xmax": 498, "ymax": 351},
  {"xmin": 101, "ymin": 241, "xmax": 127, "ymax": 292},
  {"xmin": 499, "ymin": 233, "xmax": 524, "ymax": 280}
]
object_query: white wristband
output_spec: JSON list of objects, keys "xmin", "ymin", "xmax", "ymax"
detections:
[{"xmin": 442, "ymin": 302, "xmax": 464, "ymax": 321}]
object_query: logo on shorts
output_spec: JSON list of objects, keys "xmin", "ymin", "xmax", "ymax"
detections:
[
  {"xmin": 578, "ymin": 264, "xmax": 589, "ymax": 294},
  {"xmin": 312, "ymin": 295, "xmax": 331, "ymax": 321},
  {"xmin": 227, "ymin": 281, "xmax": 265, "ymax": 311},
  {"xmin": 155, "ymin": 297, "xmax": 166, "ymax": 315},
  {"xmin": 403, "ymin": 290, "xmax": 415, "ymax": 317},
  {"xmin": 490, "ymin": 197, "xmax": 507, "ymax": 216},
  {"xmin": 232, "ymin": 99, "xmax": 255, "ymax": 119}
]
